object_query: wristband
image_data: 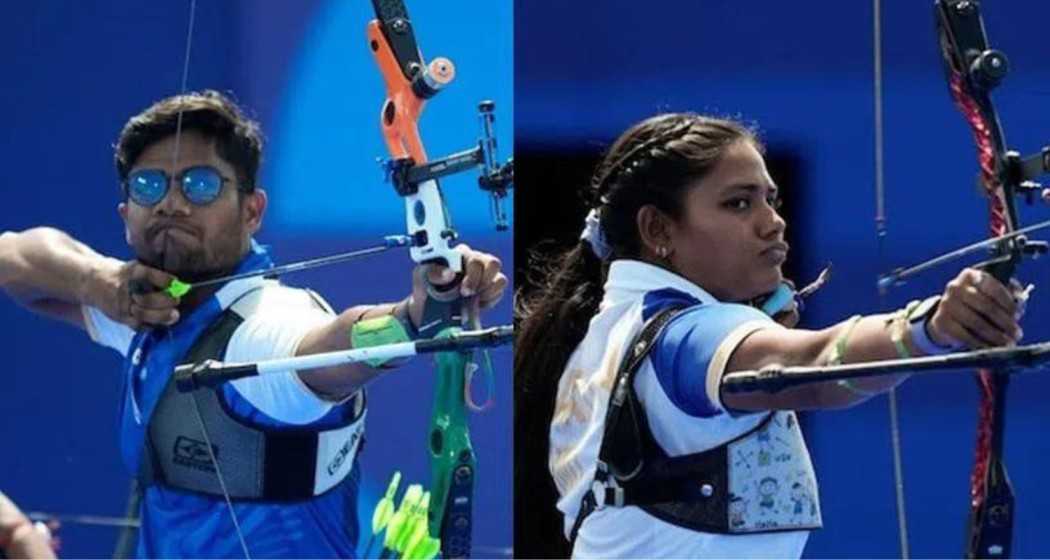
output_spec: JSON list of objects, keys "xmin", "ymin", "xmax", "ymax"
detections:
[
  {"xmin": 909, "ymin": 315, "xmax": 957, "ymax": 355},
  {"xmin": 905, "ymin": 296, "xmax": 958, "ymax": 355},
  {"xmin": 350, "ymin": 315, "xmax": 414, "ymax": 368}
]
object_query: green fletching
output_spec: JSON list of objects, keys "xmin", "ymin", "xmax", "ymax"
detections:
[
  {"xmin": 386, "ymin": 484, "xmax": 422, "ymax": 550},
  {"xmin": 165, "ymin": 278, "xmax": 191, "ymax": 298},
  {"xmin": 403, "ymin": 518, "xmax": 429, "ymax": 558},
  {"xmin": 417, "ymin": 491, "xmax": 431, "ymax": 527},
  {"xmin": 384, "ymin": 508, "xmax": 406, "ymax": 549},
  {"xmin": 372, "ymin": 500, "xmax": 394, "ymax": 535},
  {"xmin": 418, "ymin": 537, "xmax": 441, "ymax": 560},
  {"xmin": 372, "ymin": 471, "xmax": 401, "ymax": 534},
  {"xmin": 398, "ymin": 491, "xmax": 431, "ymax": 555}
]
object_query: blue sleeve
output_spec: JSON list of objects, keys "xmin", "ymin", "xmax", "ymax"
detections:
[{"xmin": 644, "ymin": 290, "xmax": 772, "ymax": 418}]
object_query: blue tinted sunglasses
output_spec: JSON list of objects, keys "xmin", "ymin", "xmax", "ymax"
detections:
[{"xmin": 124, "ymin": 166, "xmax": 238, "ymax": 206}]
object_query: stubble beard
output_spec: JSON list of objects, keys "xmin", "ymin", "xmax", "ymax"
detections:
[{"xmin": 136, "ymin": 225, "xmax": 247, "ymax": 283}]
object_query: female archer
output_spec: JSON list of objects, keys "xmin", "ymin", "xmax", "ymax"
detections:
[{"xmin": 514, "ymin": 113, "xmax": 1025, "ymax": 558}]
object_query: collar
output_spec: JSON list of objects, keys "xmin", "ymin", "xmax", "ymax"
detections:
[{"xmin": 604, "ymin": 259, "xmax": 719, "ymax": 305}]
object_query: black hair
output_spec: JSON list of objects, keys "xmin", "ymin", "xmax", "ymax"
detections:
[{"xmin": 115, "ymin": 90, "xmax": 263, "ymax": 195}]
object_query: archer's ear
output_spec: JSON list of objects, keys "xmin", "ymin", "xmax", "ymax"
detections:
[
  {"xmin": 117, "ymin": 202, "xmax": 132, "ymax": 246},
  {"xmin": 243, "ymin": 188, "xmax": 267, "ymax": 233},
  {"xmin": 636, "ymin": 204, "xmax": 675, "ymax": 257}
]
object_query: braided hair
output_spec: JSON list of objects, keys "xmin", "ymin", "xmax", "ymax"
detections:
[{"xmin": 514, "ymin": 113, "xmax": 760, "ymax": 558}]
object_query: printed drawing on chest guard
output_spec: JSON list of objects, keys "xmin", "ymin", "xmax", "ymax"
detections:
[
  {"xmin": 758, "ymin": 477, "xmax": 779, "ymax": 512},
  {"xmin": 729, "ymin": 495, "xmax": 748, "ymax": 529}
]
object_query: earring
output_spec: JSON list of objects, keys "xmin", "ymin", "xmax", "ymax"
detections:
[{"xmin": 658, "ymin": 246, "xmax": 667, "ymax": 258}]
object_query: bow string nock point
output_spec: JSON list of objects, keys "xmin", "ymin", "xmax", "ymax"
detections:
[{"xmin": 165, "ymin": 278, "xmax": 192, "ymax": 299}]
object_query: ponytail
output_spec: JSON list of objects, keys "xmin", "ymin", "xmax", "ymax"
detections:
[{"xmin": 514, "ymin": 241, "xmax": 605, "ymax": 558}]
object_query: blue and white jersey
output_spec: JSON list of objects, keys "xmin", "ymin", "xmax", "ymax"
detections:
[
  {"xmin": 550, "ymin": 260, "xmax": 813, "ymax": 558},
  {"xmin": 83, "ymin": 251, "xmax": 363, "ymax": 558}
]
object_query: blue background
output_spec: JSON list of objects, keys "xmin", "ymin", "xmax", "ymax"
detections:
[
  {"xmin": 517, "ymin": 0, "xmax": 1050, "ymax": 557},
  {"xmin": 0, "ymin": 1, "xmax": 511, "ymax": 557}
]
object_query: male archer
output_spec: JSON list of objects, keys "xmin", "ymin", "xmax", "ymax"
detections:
[{"xmin": 0, "ymin": 90, "xmax": 506, "ymax": 558}]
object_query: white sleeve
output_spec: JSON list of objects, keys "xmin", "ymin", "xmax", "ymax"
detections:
[
  {"xmin": 224, "ymin": 290, "xmax": 342, "ymax": 425},
  {"xmin": 82, "ymin": 306, "xmax": 135, "ymax": 356}
]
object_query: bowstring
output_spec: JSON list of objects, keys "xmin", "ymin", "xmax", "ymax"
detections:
[
  {"xmin": 168, "ymin": 1, "xmax": 251, "ymax": 557},
  {"xmin": 872, "ymin": 0, "xmax": 911, "ymax": 557},
  {"xmin": 170, "ymin": 0, "xmax": 196, "ymax": 171},
  {"xmin": 189, "ymin": 395, "xmax": 251, "ymax": 559}
]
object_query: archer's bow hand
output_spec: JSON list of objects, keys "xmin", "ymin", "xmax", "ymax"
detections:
[
  {"xmin": 407, "ymin": 244, "xmax": 507, "ymax": 327},
  {"xmin": 94, "ymin": 260, "xmax": 180, "ymax": 330},
  {"xmin": 929, "ymin": 268, "xmax": 1024, "ymax": 350}
]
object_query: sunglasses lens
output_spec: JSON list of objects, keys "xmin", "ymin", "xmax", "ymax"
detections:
[
  {"xmin": 182, "ymin": 167, "xmax": 224, "ymax": 204},
  {"xmin": 127, "ymin": 170, "xmax": 168, "ymax": 206}
]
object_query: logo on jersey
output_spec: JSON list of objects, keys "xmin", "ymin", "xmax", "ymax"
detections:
[
  {"xmin": 173, "ymin": 435, "xmax": 218, "ymax": 473},
  {"xmin": 326, "ymin": 429, "xmax": 361, "ymax": 476}
]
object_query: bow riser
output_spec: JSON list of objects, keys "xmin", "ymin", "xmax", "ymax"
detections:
[{"xmin": 367, "ymin": 17, "xmax": 462, "ymax": 272}]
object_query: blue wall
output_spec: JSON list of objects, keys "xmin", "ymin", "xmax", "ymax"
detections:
[
  {"xmin": 0, "ymin": 1, "xmax": 511, "ymax": 557},
  {"xmin": 517, "ymin": 0, "xmax": 1050, "ymax": 557}
]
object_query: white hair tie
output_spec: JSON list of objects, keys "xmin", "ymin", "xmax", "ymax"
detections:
[{"xmin": 580, "ymin": 209, "xmax": 611, "ymax": 260}]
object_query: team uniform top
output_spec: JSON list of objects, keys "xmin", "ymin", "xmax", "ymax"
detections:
[
  {"xmin": 550, "ymin": 260, "xmax": 817, "ymax": 558},
  {"xmin": 83, "ymin": 245, "xmax": 364, "ymax": 559}
]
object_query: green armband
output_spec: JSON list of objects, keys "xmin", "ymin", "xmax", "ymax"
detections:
[{"xmin": 350, "ymin": 315, "xmax": 413, "ymax": 368}]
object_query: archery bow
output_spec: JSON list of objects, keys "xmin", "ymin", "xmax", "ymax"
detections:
[
  {"xmin": 875, "ymin": 2, "xmax": 1050, "ymax": 557},
  {"xmin": 366, "ymin": 3, "xmax": 512, "ymax": 556},
  {"xmin": 933, "ymin": 3, "xmax": 1048, "ymax": 557}
]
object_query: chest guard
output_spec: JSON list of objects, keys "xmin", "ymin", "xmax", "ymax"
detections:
[
  {"xmin": 571, "ymin": 306, "xmax": 822, "ymax": 545},
  {"xmin": 138, "ymin": 291, "xmax": 366, "ymax": 501}
]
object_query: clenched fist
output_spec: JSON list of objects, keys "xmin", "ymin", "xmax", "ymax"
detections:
[
  {"xmin": 928, "ymin": 268, "xmax": 1025, "ymax": 349},
  {"xmin": 90, "ymin": 260, "xmax": 181, "ymax": 329}
]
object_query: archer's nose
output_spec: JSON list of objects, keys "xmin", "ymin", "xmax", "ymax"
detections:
[{"xmin": 154, "ymin": 179, "xmax": 192, "ymax": 217}]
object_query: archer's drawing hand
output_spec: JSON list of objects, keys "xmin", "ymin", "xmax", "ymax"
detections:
[
  {"xmin": 91, "ymin": 260, "xmax": 180, "ymax": 329},
  {"xmin": 0, "ymin": 491, "xmax": 57, "ymax": 559},
  {"xmin": 928, "ymin": 268, "xmax": 1024, "ymax": 349},
  {"xmin": 770, "ymin": 279, "xmax": 800, "ymax": 328}
]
